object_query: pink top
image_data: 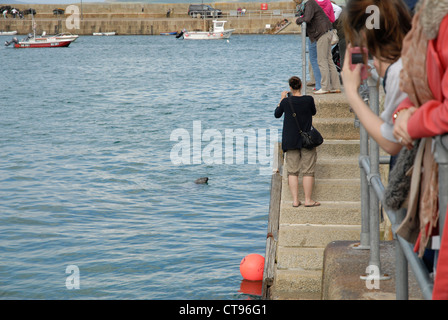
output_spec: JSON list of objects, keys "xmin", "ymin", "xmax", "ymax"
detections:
[{"xmin": 316, "ymin": 0, "xmax": 335, "ymax": 23}]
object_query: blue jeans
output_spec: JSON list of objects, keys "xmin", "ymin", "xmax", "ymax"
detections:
[{"xmin": 308, "ymin": 38, "xmax": 321, "ymax": 90}]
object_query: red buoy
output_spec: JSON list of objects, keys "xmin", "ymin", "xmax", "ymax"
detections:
[{"xmin": 240, "ymin": 254, "xmax": 264, "ymax": 281}]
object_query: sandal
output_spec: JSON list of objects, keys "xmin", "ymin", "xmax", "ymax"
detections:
[{"xmin": 304, "ymin": 201, "xmax": 321, "ymax": 207}]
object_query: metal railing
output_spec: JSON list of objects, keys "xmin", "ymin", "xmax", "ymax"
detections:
[{"xmin": 357, "ymin": 63, "xmax": 448, "ymax": 300}]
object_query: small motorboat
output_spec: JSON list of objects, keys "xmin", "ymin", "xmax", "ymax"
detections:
[
  {"xmin": 5, "ymin": 34, "xmax": 75, "ymax": 48},
  {"xmin": 160, "ymin": 32, "xmax": 177, "ymax": 36},
  {"xmin": 4, "ymin": 13, "xmax": 75, "ymax": 48},
  {"xmin": 0, "ymin": 31, "xmax": 17, "ymax": 35},
  {"xmin": 181, "ymin": 20, "xmax": 235, "ymax": 40},
  {"xmin": 93, "ymin": 32, "xmax": 116, "ymax": 36}
]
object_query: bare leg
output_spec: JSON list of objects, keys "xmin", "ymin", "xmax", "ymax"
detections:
[
  {"xmin": 303, "ymin": 176, "xmax": 320, "ymax": 206},
  {"xmin": 288, "ymin": 175, "xmax": 300, "ymax": 207}
]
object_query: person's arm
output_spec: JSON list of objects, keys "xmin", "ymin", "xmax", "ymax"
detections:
[
  {"xmin": 392, "ymin": 98, "xmax": 417, "ymax": 149},
  {"xmin": 346, "ymin": 89, "xmax": 403, "ymax": 155},
  {"xmin": 394, "ymin": 18, "xmax": 448, "ymax": 145},
  {"xmin": 296, "ymin": 1, "xmax": 314, "ymax": 24},
  {"xmin": 341, "ymin": 47, "xmax": 402, "ymax": 155},
  {"xmin": 310, "ymin": 97, "xmax": 316, "ymax": 116},
  {"xmin": 275, "ymin": 91, "xmax": 289, "ymax": 118}
]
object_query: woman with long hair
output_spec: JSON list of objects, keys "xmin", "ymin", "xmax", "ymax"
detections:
[{"xmin": 340, "ymin": 0, "xmax": 412, "ymax": 155}]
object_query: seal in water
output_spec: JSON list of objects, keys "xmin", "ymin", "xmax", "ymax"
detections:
[{"xmin": 194, "ymin": 177, "xmax": 209, "ymax": 184}]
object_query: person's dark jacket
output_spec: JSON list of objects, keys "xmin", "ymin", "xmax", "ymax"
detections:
[
  {"xmin": 275, "ymin": 96, "xmax": 316, "ymax": 152},
  {"xmin": 296, "ymin": 0, "xmax": 333, "ymax": 43}
]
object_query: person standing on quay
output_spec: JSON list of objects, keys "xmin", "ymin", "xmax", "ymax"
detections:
[
  {"xmin": 275, "ymin": 76, "xmax": 321, "ymax": 208},
  {"xmin": 296, "ymin": 0, "xmax": 341, "ymax": 94}
]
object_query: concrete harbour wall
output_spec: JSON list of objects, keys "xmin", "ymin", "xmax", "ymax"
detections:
[{"xmin": 0, "ymin": 2, "xmax": 301, "ymax": 35}]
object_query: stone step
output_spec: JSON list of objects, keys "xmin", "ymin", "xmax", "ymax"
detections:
[
  {"xmin": 279, "ymin": 200, "xmax": 361, "ymax": 225},
  {"xmin": 321, "ymin": 241, "xmax": 425, "ymax": 300},
  {"xmin": 282, "ymin": 156, "xmax": 360, "ymax": 179},
  {"xmin": 277, "ymin": 247, "xmax": 325, "ymax": 270},
  {"xmin": 315, "ymin": 101, "xmax": 354, "ymax": 119},
  {"xmin": 282, "ymin": 178, "xmax": 361, "ymax": 202},
  {"xmin": 314, "ymin": 118, "xmax": 360, "ymax": 141},
  {"xmin": 273, "ymin": 269, "xmax": 322, "ymax": 298},
  {"xmin": 315, "ymin": 157, "xmax": 360, "ymax": 179},
  {"xmin": 317, "ymin": 139, "xmax": 360, "ymax": 158},
  {"xmin": 278, "ymin": 224, "xmax": 361, "ymax": 248}
]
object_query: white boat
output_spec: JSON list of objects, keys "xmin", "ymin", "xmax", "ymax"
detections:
[
  {"xmin": 0, "ymin": 31, "xmax": 17, "ymax": 35},
  {"xmin": 93, "ymin": 32, "xmax": 116, "ymax": 36},
  {"xmin": 37, "ymin": 32, "xmax": 79, "ymax": 42},
  {"xmin": 182, "ymin": 20, "xmax": 234, "ymax": 40}
]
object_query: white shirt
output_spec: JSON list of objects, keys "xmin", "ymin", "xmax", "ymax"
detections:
[
  {"xmin": 380, "ymin": 58, "xmax": 408, "ymax": 143},
  {"xmin": 332, "ymin": 3, "xmax": 342, "ymax": 20}
]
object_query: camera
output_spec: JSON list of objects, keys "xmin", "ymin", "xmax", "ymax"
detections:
[
  {"xmin": 350, "ymin": 47, "xmax": 369, "ymax": 80},
  {"xmin": 287, "ymin": 92, "xmax": 291, "ymax": 97},
  {"xmin": 351, "ymin": 53, "xmax": 364, "ymax": 65}
]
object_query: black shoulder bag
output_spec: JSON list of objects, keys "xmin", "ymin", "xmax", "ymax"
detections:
[{"xmin": 288, "ymin": 97, "xmax": 323, "ymax": 149}]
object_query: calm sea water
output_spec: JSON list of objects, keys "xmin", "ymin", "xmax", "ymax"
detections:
[{"xmin": 0, "ymin": 34, "xmax": 304, "ymax": 300}]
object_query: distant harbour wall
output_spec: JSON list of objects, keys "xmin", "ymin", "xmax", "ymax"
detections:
[{"xmin": 0, "ymin": 2, "xmax": 302, "ymax": 35}]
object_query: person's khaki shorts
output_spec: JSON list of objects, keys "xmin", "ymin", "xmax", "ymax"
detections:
[{"xmin": 285, "ymin": 148, "xmax": 317, "ymax": 177}]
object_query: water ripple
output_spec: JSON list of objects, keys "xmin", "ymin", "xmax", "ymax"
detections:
[{"xmin": 0, "ymin": 34, "xmax": 302, "ymax": 299}]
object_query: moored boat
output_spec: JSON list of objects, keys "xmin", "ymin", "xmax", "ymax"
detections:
[
  {"xmin": 5, "ymin": 35, "xmax": 74, "ymax": 48},
  {"xmin": 4, "ymin": 13, "xmax": 75, "ymax": 48},
  {"xmin": 0, "ymin": 31, "xmax": 17, "ymax": 35},
  {"xmin": 93, "ymin": 32, "xmax": 116, "ymax": 36},
  {"xmin": 160, "ymin": 32, "xmax": 178, "ymax": 36},
  {"xmin": 181, "ymin": 20, "xmax": 234, "ymax": 40}
]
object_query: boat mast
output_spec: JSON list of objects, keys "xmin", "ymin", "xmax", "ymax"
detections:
[{"xmin": 31, "ymin": 12, "xmax": 36, "ymax": 38}]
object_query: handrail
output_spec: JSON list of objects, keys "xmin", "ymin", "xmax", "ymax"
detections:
[
  {"xmin": 358, "ymin": 67, "xmax": 448, "ymax": 300},
  {"xmin": 301, "ymin": 22, "xmax": 307, "ymax": 96}
]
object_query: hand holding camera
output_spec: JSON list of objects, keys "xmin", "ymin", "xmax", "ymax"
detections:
[
  {"xmin": 281, "ymin": 91, "xmax": 290, "ymax": 100},
  {"xmin": 349, "ymin": 46, "xmax": 369, "ymax": 80},
  {"xmin": 341, "ymin": 45, "xmax": 370, "ymax": 95}
]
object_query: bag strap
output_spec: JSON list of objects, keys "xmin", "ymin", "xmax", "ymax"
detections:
[{"xmin": 287, "ymin": 97, "xmax": 303, "ymax": 133}]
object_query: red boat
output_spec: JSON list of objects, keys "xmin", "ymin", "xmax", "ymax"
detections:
[
  {"xmin": 4, "ymin": 13, "xmax": 75, "ymax": 48},
  {"xmin": 5, "ymin": 35, "xmax": 74, "ymax": 48}
]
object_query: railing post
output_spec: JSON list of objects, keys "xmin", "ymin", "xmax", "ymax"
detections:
[
  {"xmin": 368, "ymin": 74, "xmax": 381, "ymax": 269},
  {"xmin": 353, "ymin": 80, "xmax": 370, "ymax": 251},
  {"xmin": 301, "ymin": 22, "xmax": 307, "ymax": 96},
  {"xmin": 394, "ymin": 208, "xmax": 409, "ymax": 300},
  {"xmin": 354, "ymin": 124, "xmax": 370, "ymax": 250},
  {"xmin": 360, "ymin": 73, "xmax": 390, "ymax": 282}
]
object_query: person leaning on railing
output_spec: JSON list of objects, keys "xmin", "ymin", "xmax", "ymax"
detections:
[
  {"xmin": 392, "ymin": 0, "xmax": 448, "ymax": 300},
  {"xmin": 296, "ymin": 0, "xmax": 341, "ymax": 95},
  {"xmin": 340, "ymin": 0, "xmax": 412, "ymax": 157}
]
